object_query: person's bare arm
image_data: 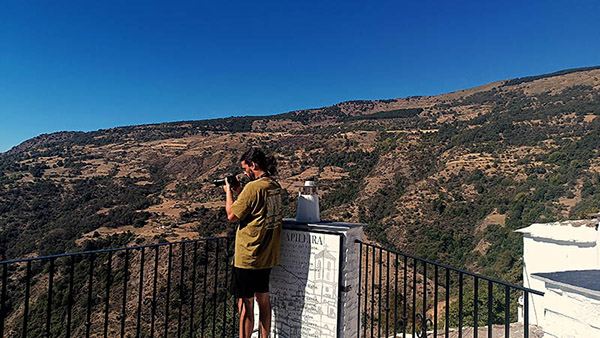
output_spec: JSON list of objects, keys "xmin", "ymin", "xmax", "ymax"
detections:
[{"xmin": 224, "ymin": 180, "xmax": 240, "ymax": 222}]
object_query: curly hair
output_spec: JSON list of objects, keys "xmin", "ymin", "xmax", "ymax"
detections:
[{"xmin": 239, "ymin": 147, "xmax": 277, "ymax": 176}]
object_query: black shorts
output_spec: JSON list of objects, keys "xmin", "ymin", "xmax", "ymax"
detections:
[{"xmin": 230, "ymin": 267, "xmax": 272, "ymax": 298}]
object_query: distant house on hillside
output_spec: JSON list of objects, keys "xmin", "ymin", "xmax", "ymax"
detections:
[{"xmin": 516, "ymin": 217, "xmax": 600, "ymax": 337}]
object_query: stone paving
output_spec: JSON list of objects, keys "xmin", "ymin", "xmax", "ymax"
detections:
[
  {"xmin": 434, "ymin": 323, "xmax": 544, "ymax": 338},
  {"xmin": 390, "ymin": 323, "xmax": 544, "ymax": 338}
]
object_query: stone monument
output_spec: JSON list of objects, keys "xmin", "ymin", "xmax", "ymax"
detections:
[{"xmin": 267, "ymin": 220, "xmax": 363, "ymax": 338}]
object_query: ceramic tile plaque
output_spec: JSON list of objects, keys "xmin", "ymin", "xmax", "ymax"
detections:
[{"xmin": 266, "ymin": 229, "xmax": 341, "ymax": 338}]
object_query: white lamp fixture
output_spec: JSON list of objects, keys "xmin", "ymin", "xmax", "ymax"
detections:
[{"xmin": 296, "ymin": 180, "xmax": 320, "ymax": 223}]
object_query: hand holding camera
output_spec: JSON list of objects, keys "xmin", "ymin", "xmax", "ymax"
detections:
[{"xmin": 214, "ymin": 174, "xmax": 242, "ymax": 194}]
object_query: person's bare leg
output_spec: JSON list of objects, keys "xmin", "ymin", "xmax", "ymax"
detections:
[
  {"xmin": 255, "ymin": 292, "xmax": 271, "ymax": 337},
  {"xmin": 238, "ymin": 297, "xmax": 254, "ymax": 338}
]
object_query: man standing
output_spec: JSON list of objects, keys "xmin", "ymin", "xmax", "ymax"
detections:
[{"xmin": 224, "ymin": 147, "xmax": 282, "ymax": 338}]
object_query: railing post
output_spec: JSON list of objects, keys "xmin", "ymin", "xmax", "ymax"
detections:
[
  {"xmin": 445, "ymin": 268, "xmax": 449, "ymax": 338},
  {"xmin": 151, "ymin": 246, "xmax": 159, "ymax": 337},
  {"xmin": 505, "ymin": 285, "xmax": 510, "ymax": 338},
  {"xmin": 104, "ymin": 252, "xmax": 112, "ymax": 338},
  {"xmin": 121, "ymin": 248, "xmax": 130, "ymax": 338},
  {"xmin": 393, "ymin": 253, "xmax": 398, "ymax": 337},
  {"xmin": 412, "ymin": 258, "xmax": 416, "ymax": 338},
  {"xmin": 66, "ymin": 256, "xmax": 74, "ymax": 338},
  {"xmin": 385, "ymin": 250, "xmax": 390, "ymax": 337},
  {"xmin": 85, "ymin": 254, "xmax": 96, "ymax": 338},
  {"xmin": 524, "ymin": 290, "xmax": 529, "ymax": 338},
  {"xmin": 178, "ymin": 242, "xmax": 185, "ymax": 338},
  {"xmin": 364, "ymin": 241, "xmax": 369, "ymax": 338},
  {"xmin": 136, "ymin": 247, "xmax": 145, "ymax": 338},
  {"xmin": 1, "ymin": 263, "xmax": 7, "ymax": 337},
  {"xmin": 201, "ymin": 241, "xmax": 208, "ymax": 338},
  {"xmin": 23, "ymin": 260, "xmax": 31, "ymax": 338},
  {"xmin": 212, "ymin": 239, "xmax": 218, "ymax": 336},
  {"xmin": 378, "ymin": 248, "xmax": 382, "ymax": 338},
  {"xmin": 221, "ymin": 238, "xmax": 228, "ymax": 338},
  {"xmin": 434, "ymin": 265, "xmax": 438, "ymax": 336},
  {"xmin": 45, "ymin": 258, "xmax": 55, "ymax": 338},
  {"xmin": 488, "ymin": 281, "xmax": 493, "ymax": 338},
  {"xmin": 357, "ymin": 241, "xmax": 362, "ymax": 337},
  {"xmin": 164, "ymin": 244, "xmax": 173, "ymax": 337},
  {"xmin": 403, "ymin": 255, "xmax": 407, "ymax": 338},
  {"xmin": 474, "ymin": 276, "xmax": 479, "ymax": 338},
  {"xmin": 459, "ymin": 272, "xmax": 463, "ymax": 338},
  {"xmin": 422, "ymin": 261, "xmax": 427, "ymax": 338},
  {"xmin": 189, "ymin": 241, "xmax": 198, "ymax": 338}
]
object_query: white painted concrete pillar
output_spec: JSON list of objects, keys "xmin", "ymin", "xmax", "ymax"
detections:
[{"xmin": 254, "ymin": 219, "xmax": 363, "ymax": 338}]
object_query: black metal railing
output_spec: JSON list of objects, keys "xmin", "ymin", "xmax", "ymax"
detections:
[
  {"xmin": 356, "ymin": 240, "xmax": 544, "ymax": 338},
  {"xmin": 0, "ymin": 236, "xmax": 235, "ymax": 338},
  {"xmin": 0, "ymin": 235, "xmax": 544, "ymax": 337}
]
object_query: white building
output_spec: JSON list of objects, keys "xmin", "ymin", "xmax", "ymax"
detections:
[
  {"xmin": 516, "ymin": 218, "xmax": 600, "ymax": 336},
  {"xmin": 531, "ymin": 270, "xmax": 600, "ymax": 337}
]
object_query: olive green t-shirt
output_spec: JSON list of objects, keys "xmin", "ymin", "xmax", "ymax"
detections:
[{"xmin": 231, "ymin": 177, "xmax": 282, "ymax": 269}]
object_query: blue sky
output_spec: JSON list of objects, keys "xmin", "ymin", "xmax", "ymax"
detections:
[{"xmin": 1, "ymin": 0, "xmax": 599, "ymax": 152}]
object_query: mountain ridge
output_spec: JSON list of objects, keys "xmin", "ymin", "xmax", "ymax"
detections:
[{"xmin": 6, "ymin": 65, "xmax": 599, "ymax": 156}]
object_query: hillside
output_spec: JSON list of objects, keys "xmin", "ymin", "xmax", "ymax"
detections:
[{"xmin": 1, "ymin": 66, "xmax": 600, "ymax": 283}]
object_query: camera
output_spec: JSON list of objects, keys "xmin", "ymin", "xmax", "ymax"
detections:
[{"xmin": 213, "ymin": 174, "xmax": 240, "ymax": 188}]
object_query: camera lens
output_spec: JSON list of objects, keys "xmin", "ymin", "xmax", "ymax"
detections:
[{"xmin": 213, "ymin": 174, "xmax": 241, "ymax": 188}]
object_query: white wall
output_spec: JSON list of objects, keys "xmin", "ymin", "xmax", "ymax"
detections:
[
  {"xmin": 517, "ymin": 221, "xmax": 599, "ymax": 326},
  {"xmin": 540, "ymin": 282, "xmax": 600, "ymax": 338}
]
